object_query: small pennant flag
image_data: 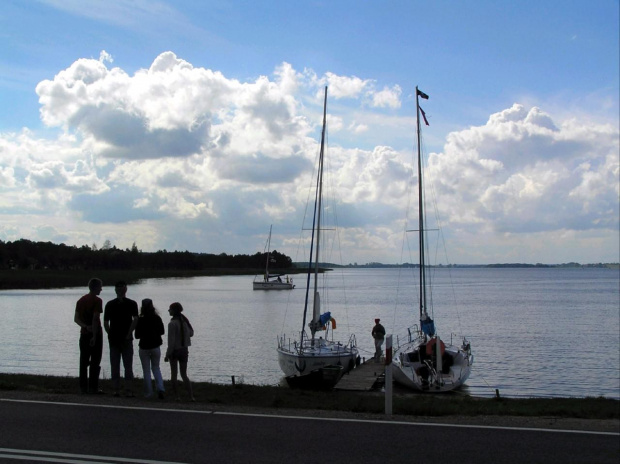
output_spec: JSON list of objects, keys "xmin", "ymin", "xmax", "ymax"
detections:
[
  {"xmin": 420, "ymin": 106, "xmax": 429, "ymax": 126},
  {"xmin": 417, "ymin": 89, "xmax": 429, "ymax": 100}
]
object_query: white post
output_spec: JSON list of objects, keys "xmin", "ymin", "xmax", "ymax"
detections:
[
  {"xmin": 436, "ymin": 335, "xmax": 442, "ymax": 374},
  {"xmin": 385, "ymin": 334, "xmax": 392, "ymax": 416}
]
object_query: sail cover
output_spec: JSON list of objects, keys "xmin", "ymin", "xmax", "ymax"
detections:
[
  {"xmin": 318, "ymin": 312, "xmax": 332, "ymax": 327},
  {"xmin": 421, "ymin": 317, "xmax": 436, "ymax": 337}
]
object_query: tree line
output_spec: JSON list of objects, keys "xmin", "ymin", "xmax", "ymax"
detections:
[{"xmin": 0, "ymin": 239, "xmax": 294, "ymax": 271}]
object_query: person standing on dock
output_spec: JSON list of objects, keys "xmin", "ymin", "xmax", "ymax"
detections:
[
  {"xmin": 104, "ymin": 280, "xmax": 139, "ymax": 397},
  {"xmin": 74, "ymin": 277, "xmax": 104, "ymax": 394},
  {"xmin": 371, "ymin": 318, "xmax": 386, "ymax": 362}
]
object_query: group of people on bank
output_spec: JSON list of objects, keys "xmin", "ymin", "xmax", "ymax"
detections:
[
  {"xmin": 75, "ymin": 277, "xmax": 388, "ymax": 399},
  {"xmin": 74, "ymin": 278, "xmax": 195, "ymax": 401}
]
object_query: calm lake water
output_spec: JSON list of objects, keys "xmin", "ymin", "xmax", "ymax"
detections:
[{"xmin": 1, "ymin": 267, "xmax": 618, "ymax": 399}]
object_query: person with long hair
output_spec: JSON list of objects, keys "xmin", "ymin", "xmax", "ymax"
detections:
[
  {"xmin": 135, "ymin": 298, "xmax": 165, "ymax": 399},
  {"xmin": 164, "ymin": 302, "xmax": 195, "ymax": 401}
]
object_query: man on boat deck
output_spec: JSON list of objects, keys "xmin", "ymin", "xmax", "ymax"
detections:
[{"xmin": 371, "ymin": 318, "xmax": 386, "ymax": 362}]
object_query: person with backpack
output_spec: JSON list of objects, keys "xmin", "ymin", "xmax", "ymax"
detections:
[{"xmin": 164, "ymin": 302, "xmax": 195, "ymax": 401}]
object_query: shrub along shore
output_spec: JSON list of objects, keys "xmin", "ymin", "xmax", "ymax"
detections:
[
  {"xmin": 0, "ymin": 373, "xmax": 618, "ymax": 422},
  {"xmin": 0, "ymin": 269, "xmax": 296, "ymax": 290}
]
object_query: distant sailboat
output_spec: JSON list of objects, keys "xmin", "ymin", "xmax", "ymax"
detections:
[
  {"xmin": 277, "ymin": 87, "xmax": 359, "ymax": 389},
  {"xmin": 253, "ymin": 225, "xmax": 294, "ymax": 290},
  {"xmin": 392, "ymin": 87, "xmax": 474, "ymax": 392}
]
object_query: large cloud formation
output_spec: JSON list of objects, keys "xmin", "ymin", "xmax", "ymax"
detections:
[
  {"xmin": 0, "ymin": 52, "xmax": 617, "ymax": 264},
  {"xmin": 430, "ymin": 104, "xmax": 618, "ymax": 233}
]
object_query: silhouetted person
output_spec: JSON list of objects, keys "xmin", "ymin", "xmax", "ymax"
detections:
[
  {"xmin": 135, "ymin": 298, "xmax": 166, "ymax": 399},
  {"xmin": 371, "ymin": 318, "xmax": 386, "ymax": 362},
  {"xmin": 104, "ymin": 280, "xmax": 138, "ymax": 397},
  {"xmin": 74, "ymin": 278, "xmax": 104, "ymax": 394},
  {"xmin": 164, "ymin": 302, "xmax": 195, "ymax": 401}
]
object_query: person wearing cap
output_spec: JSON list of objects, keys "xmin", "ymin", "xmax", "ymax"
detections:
[
  {"xmin": 371, "ymin": 318, "xmax": 386, "ymax": 362},
  {"xmin": 135, "ymin": 298, "xmax": 166, "ymax": 399},
  {"xmin": 104, "ymin": 280, "xmax": 139, "ymax": 397}
]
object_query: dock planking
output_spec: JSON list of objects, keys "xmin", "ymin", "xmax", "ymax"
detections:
[{"xmin": 335, "ymin": 358, "xmax": 385, "ymax": 391}]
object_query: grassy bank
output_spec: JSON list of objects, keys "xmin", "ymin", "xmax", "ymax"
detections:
[
  {"xmin": 0, "ymin": 269, "xmax": 302, "ymax": 290},
  {"xmin": 1, "ymin": 373, "xmax": 618, "ymax": 420}
]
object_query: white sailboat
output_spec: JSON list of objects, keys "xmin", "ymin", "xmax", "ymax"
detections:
[
  {"xmin": 253, "ymin": 225, "xmax": 295, "ymax": 290},
  {"xmin": 277, "ymin": 87, "xmax": 359, "ymax": 389},
  {"xmin": 392, "ymin": 87, "xmax": 474, "ymax": 392}
]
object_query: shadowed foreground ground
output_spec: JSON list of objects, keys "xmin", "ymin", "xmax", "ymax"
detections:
[{"xmin": 1, "ymin": 374, "xmax": 618, "ymax": 433}]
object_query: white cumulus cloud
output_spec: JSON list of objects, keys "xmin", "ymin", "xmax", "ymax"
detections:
[{"xmin": 1, "ymin": 53, "xmax": 617, "ymax": 265}]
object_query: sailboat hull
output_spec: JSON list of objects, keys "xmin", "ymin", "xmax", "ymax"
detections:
[
  {"xmin": 277, "ymin": 339, "xmax": 359, "ymax": 382},
  {"xmin": 392, "ymin": 338, "xmax": 473, "ymax": 393},
  {"xmin": 253, "ymin": 281, "xmax": 295, "ymax": 290}
]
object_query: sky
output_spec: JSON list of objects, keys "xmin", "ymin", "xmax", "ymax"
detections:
[{"xmin": 0, "ymin": 0, "xmax": 618, "ymax": 265}]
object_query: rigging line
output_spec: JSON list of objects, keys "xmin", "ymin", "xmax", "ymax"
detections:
[
  {"xmin": 300, "ymin": 124, "xmax": 323, "ymax": 347},
  {"xmin": 392, "ymin": 122, "xmax": 422, "ymax": 337},
  {"xmin": 321, "ymin": 127, "xmax": 332, "ymax": 321},
  {"xmin": 419, "ymin": 124, "xmax": 436, "ymax": 322},
  {"xmin": 476, "ymin": 368, "xmax": 500, "ymax": 395},
  {"xmin": 322, "ymin": 126, "xmax": 352, "ymax": 334},
  {"xmin": 280, "ymin": 139, "xmax": 322, "ymax": 335},
  {"xmin": 421, "ymin": 128, "xmax": 464, "ymax": 334}
]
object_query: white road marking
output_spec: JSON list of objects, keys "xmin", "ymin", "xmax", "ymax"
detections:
[
  {"xmin": 0, "ymin": 448, "xmax": 184, "ymax": 464},
  {"xmin": 1, "ymin": 398, "xmax": 618, "ymax": 436},
  {"xmin": 0, "ymin": 448, "xmax": 188, "ymax": 464}
]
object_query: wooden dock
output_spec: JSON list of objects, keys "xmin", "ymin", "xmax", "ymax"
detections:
[{"xmin": 334, "ymin": 358, "xmax": 385, "ymax": 391}]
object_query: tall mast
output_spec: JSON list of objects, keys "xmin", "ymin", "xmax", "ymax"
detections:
[
  {"xmin": 312, "ymin": 86, "xmax": 328, "ymax": 338},
  {"xmin": 265, "ymin": 224, "xmax": 272, "ymax": 277},
  {"xmin": 415, "ymin": 86, "xmax": 427, "ymax": 320},
  {"xmin": 300, "ymin": 86, "xmax": 328, "ymax": 346}
]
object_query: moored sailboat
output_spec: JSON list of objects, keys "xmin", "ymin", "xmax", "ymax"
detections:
[
  {"xmin": 276, "ymin": 87, "xmax": 359, "ymax": 388},
  {"xmin": 392, "ymin": 87, "xmax": 474, "ymax": 392},
  {"xmin": 253, "ymin": 225, "xmax": 295, "ymax": 290}
]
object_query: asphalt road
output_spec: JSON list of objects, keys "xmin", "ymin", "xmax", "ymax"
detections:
[{"xmin": 0, "ymin": 399, "xmax": 618, "ymax": 464}]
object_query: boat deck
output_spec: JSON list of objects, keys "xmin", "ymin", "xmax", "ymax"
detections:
[{"xmin": 334, "ymin": 358, "xmax": 385, "ymax": 391}]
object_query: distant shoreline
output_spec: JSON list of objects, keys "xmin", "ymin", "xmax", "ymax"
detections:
[
  {"xmin": 319, "ymin": 262, "xmax": 620, "ymax": 269},
  {"xmin": 0, "ymin": 268, "xmax": 302, "ymax": 290},
  {"xmin": 1, "ymin": 264, "xmax": 617, "ymax": 290}
]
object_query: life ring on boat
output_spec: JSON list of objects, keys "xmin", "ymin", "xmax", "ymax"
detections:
[
  {"xmin": 426, "ymin": 338, "xmax": 445, "ymax": 356},
  {"xmin": 321, "ymin": 318, "xmax": 337, "ymax": 331}
]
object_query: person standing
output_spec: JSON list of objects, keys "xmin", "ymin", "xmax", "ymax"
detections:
[
  {"xmin": 135, "ymin": 298, "xmax": 166, "ymax": 399},
  {"xmin": 74, "ymin": 278, "xmax": 104, "ymax": 394},
  {"xmin": 164, "ymin": 302, "xmax": 195, "ymax": 401},
  {"xmin": 371, "ymin": 318, "xmax": 386, "ymax": 362},
  {"xmin": 104, "ymin": 280, "xmax": 139, "ymax": 397}
]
